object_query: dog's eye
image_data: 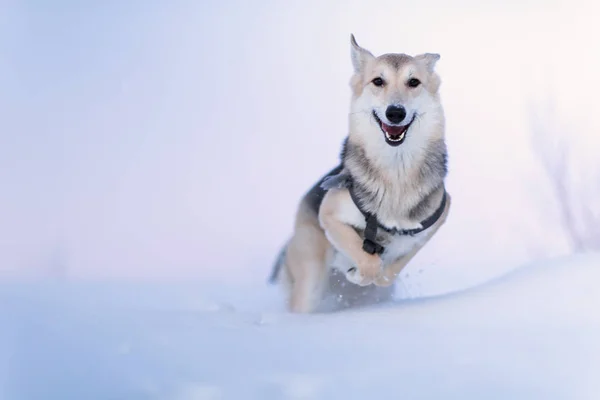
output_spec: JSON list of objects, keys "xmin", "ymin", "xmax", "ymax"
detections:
[
  {"xmin": 372, "ymin": 77, "xmax": 384, "ymax": 87},
  {"xmin": 407, "ymin": 78, "xmax": 421, "ymax": 88}
]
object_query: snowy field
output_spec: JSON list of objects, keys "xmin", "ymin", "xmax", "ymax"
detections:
[
  {"xmin": 2, "ymin": 1, "xmax": 600, "ymax": 399},
  {"xmin": 2, "ymin": 253, "xmax": 599, "ymax": 400}
]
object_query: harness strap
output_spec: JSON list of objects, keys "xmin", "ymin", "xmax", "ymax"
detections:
[
  {"xmin": 363, "ymin": 213, "xmax": 385, "ymax": 255},
  {"xmin": 348, "ymin": 183, "xmax": 447, "ymax": 255},
  {"xmin": 348, "ymin": 186, "xmax": 384, "ymax": 255},
  {"xmin": 396, "ymin": 191, "xmax": 447, "ymax": 236}
]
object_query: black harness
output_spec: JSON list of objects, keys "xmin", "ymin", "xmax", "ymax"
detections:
[{"xmin": 321, "ymin": 169, "xmax": 447, "ymax": 256}]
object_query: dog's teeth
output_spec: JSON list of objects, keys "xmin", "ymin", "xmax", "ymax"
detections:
[
  {"xmin": 384, "ymin": 130, "xmax": 406, "ymax": 143},
  {"xmin": 385, "ymin": 131, "xmax": 405, "ymax": 142}
]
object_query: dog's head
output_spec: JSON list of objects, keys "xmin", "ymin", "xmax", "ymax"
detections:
[{"xmin": 348, "ymin": 34, "xmax": 444, "ymax": 149}]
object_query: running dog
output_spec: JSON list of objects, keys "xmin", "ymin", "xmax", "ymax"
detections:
[{"xmin": 269, "ymin": 34, "xmax": 451, "ymax": 313}]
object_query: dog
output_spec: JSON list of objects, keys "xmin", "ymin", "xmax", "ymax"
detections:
[{"xmin": 269, "ymin": 34, "xmax": 452, "ymax": 314}]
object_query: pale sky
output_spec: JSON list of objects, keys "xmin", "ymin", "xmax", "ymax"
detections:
[{"xmin": 1, "ymin": 0, "xmax": 598, "ymax": 293}]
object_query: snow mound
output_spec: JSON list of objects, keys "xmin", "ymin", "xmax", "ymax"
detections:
[{"xmin": 1, "ymin": 253, "xmax": 599, "ymax": 399}]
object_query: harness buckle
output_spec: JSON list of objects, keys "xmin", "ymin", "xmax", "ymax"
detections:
[{"xmin": 362, "ymin": 239, "xmax": 384, "ymax": 255}]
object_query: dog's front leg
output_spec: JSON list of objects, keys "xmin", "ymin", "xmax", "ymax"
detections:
[
  {"xmin": 375, "ymin": 192, "xmax": 452, "ymax": 287},
  {"xmin": 319, "ymin": 189, "xmax": 382, "ymax": 286}
]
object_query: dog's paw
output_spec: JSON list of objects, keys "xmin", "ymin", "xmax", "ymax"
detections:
[
  {"xmin": 345, "ymin": 268, "xmax": 372, "ymax": 286},
  {"xmin": 345, "ymin": 256, "xmax": 382, "ymax": 286}
]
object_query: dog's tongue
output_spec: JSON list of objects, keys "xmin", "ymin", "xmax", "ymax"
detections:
[{"xmin": 382, "ymin": 123, "xmax": 406, "ymax": 136}]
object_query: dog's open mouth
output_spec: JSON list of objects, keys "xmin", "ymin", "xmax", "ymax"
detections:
[{"xmin": 372, "ymin": 111, "xmax": 415, "ymax": 146}]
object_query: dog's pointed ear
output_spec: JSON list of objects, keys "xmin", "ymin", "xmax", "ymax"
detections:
[
  {"xmin": 415, "ymin": 53, "xmax": 440, "ymax": 73},
  {"xmin": 350, "ymin": 34, "xmax": 374, "ymax": 73}
]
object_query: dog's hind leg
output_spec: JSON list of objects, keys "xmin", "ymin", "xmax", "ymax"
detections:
[{"xmin": 285, "ymin": 201, "xmax": 330, "ymax": 313}]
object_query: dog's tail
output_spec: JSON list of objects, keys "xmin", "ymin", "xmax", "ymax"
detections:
[{"xmin": 267, "ymin": 241, "xmax": 288, "ymax": 284}]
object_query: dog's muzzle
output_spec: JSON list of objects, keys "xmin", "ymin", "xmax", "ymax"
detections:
[{"xmin": 372, "ymin": 110, "xmax": 415, "ymax": 147}]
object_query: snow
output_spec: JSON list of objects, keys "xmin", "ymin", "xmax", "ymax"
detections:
[
  {"xmin": 2, "ymin": 2, "xmax": 600, "ymax": 399},
  {"xmin": 2, "ymin": 253, "xmax": 600, "ymax": 400}
]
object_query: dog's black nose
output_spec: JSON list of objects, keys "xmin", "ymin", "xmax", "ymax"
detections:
[{"xmin": 385, "ymin": 105, "xmax": 406, "ymax": 124}]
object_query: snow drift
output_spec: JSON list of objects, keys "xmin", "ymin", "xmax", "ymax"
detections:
[{"xmin": 1, "ymin": 253, "xmax": 599, "ymax": 399}]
